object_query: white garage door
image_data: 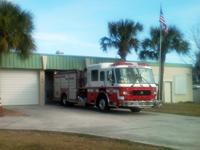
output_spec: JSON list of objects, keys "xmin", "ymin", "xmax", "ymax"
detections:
[{"xmin": 0, "ymin": 70, "xmax": 39, "ymax": 105}]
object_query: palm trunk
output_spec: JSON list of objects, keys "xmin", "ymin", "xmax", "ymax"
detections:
[
  {"xmin": 121, "ymin": 56, "xmax": 126, "ymax": 61},
  {"xmin": 159, "ymin": 54, "xmax": 166, "ymax": 102},
  {"xmin": 120, "ymin": 54, "xmax": 126, "ymax": 61},
  {"xmin": 119, "ymin": 49, "xmax": 127, "ymax": 61}
]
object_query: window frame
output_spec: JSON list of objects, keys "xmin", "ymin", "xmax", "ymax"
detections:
[{"xmin": 91, "ymin": 70, "xmax": 99, "ymax": 81}]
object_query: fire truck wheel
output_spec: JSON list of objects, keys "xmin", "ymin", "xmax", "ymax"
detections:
[
  {"xmin": 97, "ymin": 97, "xmax": 109, "ymax": 111},
  {"xmin": 130, "ymin": 107, "xmax": 141, "ymax": 112},
  {"xmin": 61, "ymin": 95, "xmax": 74, "ymax": 107},
  {"xmin": 61, "ymin": 95, "xmax": 67, "ymax": 106}
]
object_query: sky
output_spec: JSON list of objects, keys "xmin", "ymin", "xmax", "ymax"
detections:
[{"xmin": 9, "ymin": 0, "xmax": 200, "ymax": 64}]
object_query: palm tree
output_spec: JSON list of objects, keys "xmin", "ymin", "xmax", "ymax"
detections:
[
  {"xmin": 192, "ymin": 24, "xmax": 200, "ymax": 83},
  {"xmin": 100, "ymin": 19, "xmax": 143, "ymax": 60},
  {"xmin": 0, "ymin": 0, "xmax": 35, "ymax": 59},
  {"xmin": 193, "ymin": 51, "xmax": 200, "ymax": 83},
  {"xmin": 139, "ymin": 26, "xmax": 189, "ymax": 101}
]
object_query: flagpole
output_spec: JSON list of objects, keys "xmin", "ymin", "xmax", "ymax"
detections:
[
  {"xmin": 158, "ymin": 23, "xmax": 162, "ymax": 102},
  {"xmin": 158, "ymin": 5, "xmax": 168, "ymax": 102},
  {"xmin": 158, "ymin": 5, "xmax": 162, "ymax": 102}
]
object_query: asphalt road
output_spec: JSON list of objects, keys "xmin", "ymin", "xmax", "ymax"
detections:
[{"xmin": 0, "ymin": 105, "xmax": 200, "ymax": 150}]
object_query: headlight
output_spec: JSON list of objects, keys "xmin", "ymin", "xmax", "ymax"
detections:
[{"xmin": 122, "ymin": 91, "xmax": 128, "ymax": 95}]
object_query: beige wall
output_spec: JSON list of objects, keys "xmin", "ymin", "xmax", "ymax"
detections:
[{"xmin": 151, "ymin": 65, "xmax": 193, "ymax": 103}]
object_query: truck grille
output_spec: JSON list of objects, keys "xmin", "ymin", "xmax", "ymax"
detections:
[{"xmin": 132, "ymin": 90, "xmax": 151, "ymax": 96}]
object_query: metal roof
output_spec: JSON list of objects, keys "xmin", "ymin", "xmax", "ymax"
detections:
[{"xmin": 0, "ymin": 52, "xmax": 192, "ymax": 70}]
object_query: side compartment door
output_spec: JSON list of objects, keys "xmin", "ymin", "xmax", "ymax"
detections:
[{"xmin": 68, "ymin": 73, "xmax": 77, "ymax": 100}]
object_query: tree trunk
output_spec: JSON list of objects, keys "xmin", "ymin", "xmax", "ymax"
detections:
[
  {"xmin": 118, "ymin": 49, "xmax": 127, "ymax": 61},
  {"xmin": 159, "ymin": 54, "xmax": 166, "ymax": 102},
  {"xmin": 120, "ymin": 55, "xmax": 126, "ymax": 61}
]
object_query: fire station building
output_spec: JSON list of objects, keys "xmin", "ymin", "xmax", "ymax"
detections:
[{"xmin": 0, "ymin": 53, "xmax": 193, "ymax": 105}]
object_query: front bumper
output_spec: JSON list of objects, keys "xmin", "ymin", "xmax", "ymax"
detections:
[{"xmin": 121, "ymin": 100, "xmax": 161, "ymax": 108}]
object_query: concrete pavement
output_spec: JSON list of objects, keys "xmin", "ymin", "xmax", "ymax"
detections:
[{"xmin": 0, "ymin": 105, "xmax": 200, "ymax": 150}]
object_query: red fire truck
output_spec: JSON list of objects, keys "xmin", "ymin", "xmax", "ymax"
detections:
[{"xmin": 53, "ymin": 61, "xmax": 159, "ymax": 112}]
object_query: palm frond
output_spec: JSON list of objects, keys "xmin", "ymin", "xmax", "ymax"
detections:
[
  {"xmin": 129, "ymin": 38, "xmax": 139, "ymax": 53},
  {"xmin": 100, "ymin": 37, "xmax": 114, "ymax": 51},
  {"xmin": 139, "ymin": 25, "xmax": 189, "ymax": 61},
  {"xmin": 139, "ymin": 50, "xmax": 158, "ymax": 60},
  {"xmin": 101, "ymin": 19, "xmax": 143, "ymax": 60},
  {"xmin": 0, "ymin": 0, "xmax": 35, "ymax": 58}
]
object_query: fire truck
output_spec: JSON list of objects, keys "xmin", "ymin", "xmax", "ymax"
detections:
[{"xmin": 53, "ymin": 61, "xmax": 159, "ymax": 112}]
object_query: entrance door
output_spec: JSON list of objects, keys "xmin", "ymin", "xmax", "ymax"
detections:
[{"xmin": 164, "ymin": 82, "xmax": 172, "ymax": 103}]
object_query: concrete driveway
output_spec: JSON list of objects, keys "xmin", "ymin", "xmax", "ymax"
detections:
[{"xmin": 0, "ymin": 105, "xmax": 200, "ymax": 150}]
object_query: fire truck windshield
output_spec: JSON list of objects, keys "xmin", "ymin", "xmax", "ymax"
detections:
[{"xmin": 115, "ymin": 68, "xmax": 155, "ymax": 84}]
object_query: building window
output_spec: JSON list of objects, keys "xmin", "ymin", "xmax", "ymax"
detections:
[
  {"xmin": 91, "ymin": 70, "xmax": 98, "ymax": 81},
  {"xmin": 174, "ymin": 75, "xmax": 187, "ymax": 94}
]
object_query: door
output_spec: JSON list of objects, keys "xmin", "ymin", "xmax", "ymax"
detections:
[
  {"xmin": 59, "ymin": 73, "xmax": 77, "ymax": 100},
  {"xmin": 0, "ymin": 70, "xmax": 39, "ymax": 105},
  {"xmin": 105, "ymin": 70, "xmax": 115, "ymax": 87},
  {"xmin": 164, "ymin": 81, "xmax": 172, "ymax": 103}
]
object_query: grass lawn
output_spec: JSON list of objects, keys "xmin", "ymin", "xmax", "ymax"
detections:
[
  {"xmin": 145, "ymin": 102, "xmax": 200, "ymax": 117},
  {"xmin": 0, "ymin": 108, "xmax": 26, "ymax": 116},
  {"xmin": 0, "ymin": 130, "xmax": 172, "ymax": 150}
]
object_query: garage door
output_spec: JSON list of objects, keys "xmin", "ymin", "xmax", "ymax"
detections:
[{"xmin": 0, "ymin": 70, "xmax": 39, "ymax": 105}]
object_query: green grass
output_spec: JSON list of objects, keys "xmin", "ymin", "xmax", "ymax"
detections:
[
  {"xmin": 1, "ymin": 108, "xmax": 26, "ymax": 116},
  {"xmin": 145, "ymin": 102, "xmax": 200, "ymax": 117},
  {"xmin": 0, "ymin": 130, "xmax": 172, "ymax": 150}
]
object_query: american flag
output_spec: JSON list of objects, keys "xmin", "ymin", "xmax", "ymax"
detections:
[{"xmin": 159, "ymin": 8, "xmax": 168, "ymax": 33}]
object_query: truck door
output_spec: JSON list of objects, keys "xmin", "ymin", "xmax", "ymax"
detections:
[
  {"xmin": 100, "ymin": 71, "xmax": 106, "ymax": 86},
  {"xmin": 105, "ymin": 69, "xmax": 115, "ymax": 87}
]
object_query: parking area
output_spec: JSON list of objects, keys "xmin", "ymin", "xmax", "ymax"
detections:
[{"xmin": 0, "ymin": 105, "xmax": 200, "ymax": 150}]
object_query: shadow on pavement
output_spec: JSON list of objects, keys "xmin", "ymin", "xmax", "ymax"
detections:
[{"xmin": 46, "ymin": 102, "xmax": 155, "ymax": 116}]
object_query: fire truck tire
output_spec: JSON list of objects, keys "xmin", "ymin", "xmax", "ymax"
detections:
[
  {"xmin": 130, "ymin": 107, "xmax": 141, "ymax": 112},
  {"xmin": 61, "ymin": 95, "xmax": 74, "ymax": 107},
  {"xmin": 97, "ymin": 96, "xmax": 109, "ymax": 111},
  {"xmin": 60, "ymin": 95, "xmax": 67, "ymax": 106}
]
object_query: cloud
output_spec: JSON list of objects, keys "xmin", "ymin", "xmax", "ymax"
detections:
[
  {"xmin": 34, "ymin": 32, "xmax": 68, "ymax": 42},
  {"xmin": 33, "ymin": 32, "xmax": 98, "ymax": 51}
]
